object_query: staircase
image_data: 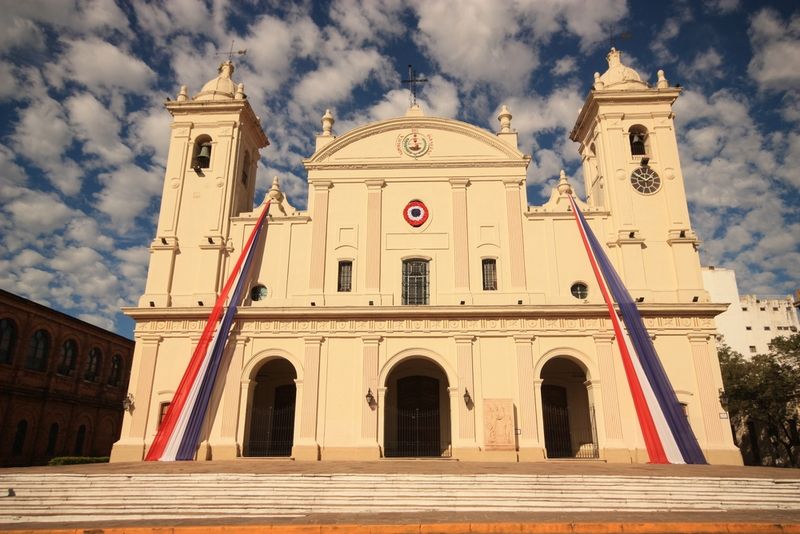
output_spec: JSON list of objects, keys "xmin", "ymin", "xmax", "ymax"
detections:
[{"xmin": 1, "ymin": 472, "xmax": 799, "ymax": 525}]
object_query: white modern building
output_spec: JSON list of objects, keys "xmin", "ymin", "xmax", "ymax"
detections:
[{"xmin": 702, "ymin": 266, "xmax": 799, "ymax": 356}]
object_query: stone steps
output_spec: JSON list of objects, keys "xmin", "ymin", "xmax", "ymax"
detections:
[{"xmin": 1, "ymin": 473, "xmax": 799, "ymax": 525}]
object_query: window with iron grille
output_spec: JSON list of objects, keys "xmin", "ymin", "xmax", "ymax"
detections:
[
  {"xmin": 482, "ymin": 259, "xmax": 497, "ymax": 290},
  {"xmin": 338, "ymin": 260, "xmax": 352, "ymax": 292},
  {"xmin": 402, "ymin": 259, "xmax": 429, "ymax": 305}
]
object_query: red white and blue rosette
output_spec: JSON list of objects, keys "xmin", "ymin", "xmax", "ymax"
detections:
[{"xmin": 403, "ymin": 200, "xmax": 429, "ymax": 227}]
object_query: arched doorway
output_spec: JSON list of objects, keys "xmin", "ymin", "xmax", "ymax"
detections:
[
  {"xmin": 245, "ymin": 358, "xmax": 296, "ymax": 457},
  {"xmin": 384, "ymin": 358, "xmax": 451, "ymax": 457},
  {"xmin": 540, "ymin": 358, "xmax": 598, "ymax": 459}
]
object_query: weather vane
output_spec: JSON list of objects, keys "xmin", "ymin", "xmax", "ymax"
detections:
[
  {"xmin": 216, "ymin": 40, "xmax": 247, "ymax": 61},
  {"xmin": 402, "ymin": 64, "xmax": 427, "ymax": 107},
  {"xmin": 607, "ymin": 25, "xmax": 633, "ymax": 50}
]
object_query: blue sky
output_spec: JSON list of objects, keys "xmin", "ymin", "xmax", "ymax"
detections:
[{"xmin": 0, "ymin": 0, "xmax": 798, "ymax": 339}]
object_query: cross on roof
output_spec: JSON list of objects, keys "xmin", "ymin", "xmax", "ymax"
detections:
[{"xmin": 402, "ymin": 64, "xmax": 427, "ymax": 107}]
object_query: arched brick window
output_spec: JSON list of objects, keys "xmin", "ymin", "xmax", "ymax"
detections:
[
  {"xmin": 25, "ymin": 329, "xmax": 50, "ymax": 371},
  {"xmin": 0, "ymin": 318, "xmax": 17, "ymax": 364}
]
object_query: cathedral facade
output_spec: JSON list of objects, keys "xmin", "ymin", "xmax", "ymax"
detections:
[{"xmin": 111, "ymin": 50, "xmax": 742, "ymax": 464}]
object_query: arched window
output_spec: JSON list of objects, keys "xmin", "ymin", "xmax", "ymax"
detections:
[
  {"xmin": 46, "ymin": 423, "xmax": 59, "ymax": 456},
  {"xmin": 192, "ymin": 135, "xmax": 212, "ymax": 170},
  {"xmin": 84, "ymin": 348, "xmax": 102, "ymax": 382},
  {"xmin": 402, "ymin": 259, "xmax": 429, "ymax": 305},
  {"xmin": 12, "ymin": 420, "xmax": 27, "ymax": 456},
  {"xmin": 482, "ymin": 258, "xmax": 497, "ymax": 291},
  {"xmin": 108, "ymin": 354, "xmax": 122, "ymax": 386},
  {"xmin": 0, "ymin": 318, "xmax": 17, "ymax": 364},
  {"xmin": 58, "ymin": 339, "xmax": 78, "ymax": 376},
  {"xmin": 629, "ymin": 125, "xmax": 648, "ymax": 156},
  {"xmin": 74, "ymin": 424, "xmax": 86, "ymax": 456},
  {"xmin": 25, "ymin": 329, "xmax": 50, "ymax": 371}
]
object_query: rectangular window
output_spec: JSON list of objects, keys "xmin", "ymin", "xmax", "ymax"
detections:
[
  {"xmin": 764, "ymin": 326, "xmax": 771, "ymax": 331},
  {"xmin": 746, "ymin": 326, "xmax": 752, "ymax": 330},
  {"xmin": 749, "ymin": 346, "xmax": 757, "ymax": 353},
  {"xmin": 337, "ymin": 261, "xmax": 352, "ymax": 292},
  {"xmin": 482, "ymin": 259, "xmax": 497, "ymax": 291},
  {"xmin": 760, "ymin": 307, "xmax": 766, "ymax": 311},
  {"xmin": 773, "ymin": 307, "xmax": 778, "ymax": 311},
  {"xmin": 402, "ymin": 259, "xmax": 429, "ymax": 305},
  {"xmin": 741, "ymin": 307, "xmax": 748, "ymax": 311}
]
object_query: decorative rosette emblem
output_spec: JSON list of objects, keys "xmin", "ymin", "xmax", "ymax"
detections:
[
  {"xmin": 400, "ymin": 132, "xmax": 430, "ymax": 158},
  {"xmin": 403, "ymin": 200, "xmax": 429, "ymax": 227}
]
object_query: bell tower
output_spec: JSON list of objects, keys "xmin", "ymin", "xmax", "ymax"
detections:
[
  {"xmin": 570, "ymin": 48, "xmax": 705, "ymax": 302},
  {"xmin": 138, "ymin": 61, "xmax": 269, "ymax": 309}
]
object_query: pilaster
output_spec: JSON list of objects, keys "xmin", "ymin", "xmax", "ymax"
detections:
[
  {"xmin": 502, "ymin": 178, "xmax": 527, "ymax": 290},
  {"xmin": 359, "ymin": 335, "xmax": 381, "ymax": 458},
  {"xmin": 293, "ymin": 336, "xmax": 323, "ymax": 460},
  {"xmin": 308, "ymin": 181, "xmax": 332, "ymax": 299},
  {"xmin": 365, "ymin": 180, "xmax": 385, "ymax": 294},
  {"xmin": 454, "ymin": 335, "xmax": 477, "ymax": 447},
  {"xmin": 450, "ymin": 178, "xmax": 470, "ymax": 294}
]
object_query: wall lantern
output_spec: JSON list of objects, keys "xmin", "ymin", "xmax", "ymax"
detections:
[
  {"xmin": 365, "ymin": 388, "xmax": 376, "ymax": 407},
  {"xmin": 122, "ymin": 393, "xmax": 135, "ymax": 414},
  {"xmin": 463, "ymin": 388, "xmax": 472, "ymax": 407}
]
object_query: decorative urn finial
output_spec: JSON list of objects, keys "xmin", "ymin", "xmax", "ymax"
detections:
[
  {"xmin": 557, "ymin": 169, "xmax": 573, "ymax": 195},
  {"xmin": 593, "ymin": 72, "xmax": 604, "ymax": 90},
  {"xmin": 177, "ymin": 85, "xmax": 188, "ymax": 101},
  {"xmin": 656, "ymin": 69, "xmax": 669, "ymax": 89},
  {"xmin": 498, "ymin": 105, "xmax": 512, "ymax": 133},
  {"xmin": 321, "ymin": 109, "xmax": 335, "ymax": 136}
]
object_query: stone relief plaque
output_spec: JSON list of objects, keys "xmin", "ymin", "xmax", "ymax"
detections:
[{"xmin": 483, "ymin": 398, "xmax": 516, "ymax": 451}]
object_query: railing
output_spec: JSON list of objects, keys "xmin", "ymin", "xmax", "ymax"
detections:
[{"xmin": 246, "ymin": 405, "xmax": 295, "ymax": 457}]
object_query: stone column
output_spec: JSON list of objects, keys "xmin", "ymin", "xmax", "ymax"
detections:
[
  {"xmin": 689, "ymin": 334, "xmax": 724, "ymax": 445},
  {"xmin": 454, "ymin": 335, "xmax": 477, "ymax": 447},
  {"xmin": 212, "ymin": 336, "xmax": 249, "ymax": 460},
  {"xmin": 308, "ymin": 181, "xmax": 332, "ymax": 299},
  {"xmin": 365, "ymin": 180, "xmax": 384, "ymax": 295},
  {"xmin": 514, "ymin": 335, "xmax": 543, "ymax": 460},
  {"xmin": 503, "ymin": 178, "xmax": 527, "ymax": 290},
  {"xmin": 450, "ymin": 178, "xmax": 470, "ymax": 295},
  {"xmin": 110, "ymin": 335, "xmax": 161, "ymax": 462},
  {"xmin": 360, "ymin": 336, "xmax": 381, "ymax": 458},
  {"xmin": 293, "ymin": 336, "xmax": 323, "ymax": 460}
]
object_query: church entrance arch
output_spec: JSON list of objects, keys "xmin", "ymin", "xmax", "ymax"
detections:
[
  {"xmin": 383, "ymin": 358, "xmax": 451, "ymax": 457},
  {"xmin": 245, "ymin": 358, "xmax": 296, "ymax": 457},
  {"xmin": 540, "ymin": 357, "xmax": 598, "ymax": 459}
]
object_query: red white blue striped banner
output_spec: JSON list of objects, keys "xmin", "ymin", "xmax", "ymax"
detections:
[
  {"xmin": 146, "ymin": 201, "xmax": 271, "ymax": 461},
  {"xmin": 567, "ymin": 194, "xmax": 706, "ymax": 464}
]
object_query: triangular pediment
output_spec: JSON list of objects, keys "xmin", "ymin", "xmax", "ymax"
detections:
[{"xmin": 304, "ymin": 116, "xmax": 528, "ymax": 169}]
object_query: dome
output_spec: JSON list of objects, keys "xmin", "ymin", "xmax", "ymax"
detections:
[
  {"xmin": 194, "ymin": 61, "xmax": 237, "ymax": 101},
  {"xmin": 596, "ymin": 48, "xmax": 648, "ymax": 90}
]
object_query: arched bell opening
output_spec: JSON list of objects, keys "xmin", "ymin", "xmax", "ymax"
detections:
[
  {"xmin": 244, "ymin": 358, "xmax": 297, "ymax": 457},
  {"xmin": 383, "ymin": 357, "xmax": 451, "ymax": 457},
  {"xmin": 540, "ymin": 357, "xmax": 598, "ymax": 459}
]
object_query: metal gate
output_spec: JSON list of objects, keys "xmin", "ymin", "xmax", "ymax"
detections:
[
  {"xmin": 542, "ymin": 384, "xmax": 598, "ymax": 459},
  {"xmin": 247, "ymin": 385, "xmax": 295, "ymax": 457},
  {"xmin": 386, "ymin": 407, "xmax": 442, "ymax": 457},
  {"xmin": 385, "ymin": 375, "xmax": 448, "ymax": 457}
]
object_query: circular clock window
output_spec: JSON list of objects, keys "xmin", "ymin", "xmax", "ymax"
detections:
[{"xmin": 630, "ymin": 167, "xmax": 661, "ymax": 194}]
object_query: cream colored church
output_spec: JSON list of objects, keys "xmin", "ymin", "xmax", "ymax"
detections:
[{"xmin": 111, "ymin": 49, "xmax": 742, "ymax": 465}]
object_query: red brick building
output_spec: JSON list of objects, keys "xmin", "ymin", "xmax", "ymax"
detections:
[{"xmin": 0, "ymin": 289, "xmax": 133, "ymax": 466}]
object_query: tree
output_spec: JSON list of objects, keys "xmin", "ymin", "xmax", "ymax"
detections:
[{"xmin": 718, "ymin": 334, "xmax": 800, "ymax": 467}]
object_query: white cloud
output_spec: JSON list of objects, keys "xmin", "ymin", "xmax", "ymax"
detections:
[
  {"xmin": 293, "ymin": 45, "xmax": 391, "ymax": 109},
  {"xmin": 10, "ymin": 92, "xmax": 83, "ymax": 195},
  {"xmin": 4, "ymin": 190, "xmax": 76, "ymax": 235},
  {"xmin": 54, "ymin": 38, "xmax": 156, "ymax": 96},
  {"xmin": 66, "ymin": 92, "xmax": 133, "ymax": 165},
  {"xmin": 0, "ymin": 16, "xmax": 46, "ymax": 54},
  {"xmin": 329, "ymin": 0, "xmax": 406, "ymax": 45},
  {"xmin": 3, "ymin": 0, "xmax": 131, "ymax": 37},
  {"xmin": 552, "ymin": 56, "xmax": 578, "ymax": 77},
  {"xmin": 679, "ymin": 48, "xmax": 724, "ymax": 82},
  {"xmin": 128, "ymin": 104, "xmax": 172, "ymax": 166},
  {"xmin": 748, "ymin": 8, "xmax": 800, "ymax": 97},
  {"xmin": 94, "ymin": 164, "xmax": 163, "ymax": 231}
]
